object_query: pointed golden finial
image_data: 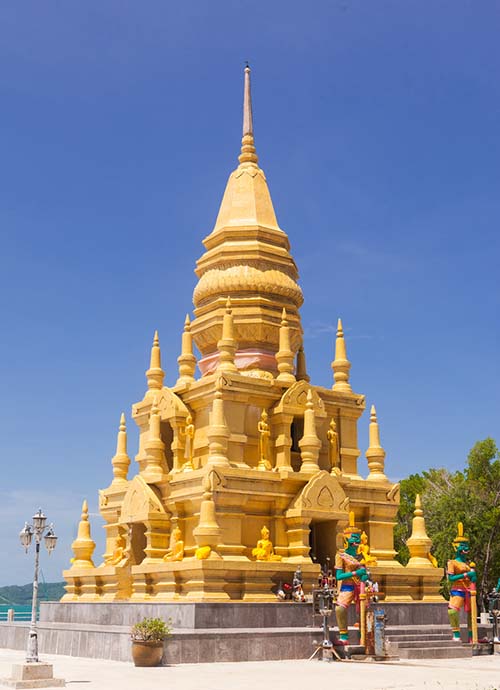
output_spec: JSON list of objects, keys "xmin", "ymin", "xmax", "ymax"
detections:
[
  {"xmin": 276, "ymin": 308, "xmax": 296, "ymax": 383},
  {"xmin": 176, "ymin": 313, "xmax": 197, "ymax": 386},
  {"xmin": 366, "ymin": 404, "xmax": 388, "ymax": 482},
  {"xmin": 331, "ymin": 318, "xmax": 352, "ymax": 392},
  {"xmin": 296, "ymin": 344, "xmax": 310, "ymax": 382},
  {"xmin": 216, "ymin": 298, "xmax": 238, "ymax": 373},
  {"xmin": 238, "ymin": 63, "xmax": 258, "ymax": 166},
  {"xmin": 69, "ymin": 499, "xmax": 95, "ymax": 568},
  {"xmin": 142, "ymin": 395, "xmax": 167, "ymax": 483},
  {"xmin": 406, "ymin": 494, "xmax": 436, "ymax": 568},
  {"xmin": 146, "ymin": 330, "xmax": 165, "ymax": 395},
  {"xmin": 110, "ymin": 412, "xmax": 130, "ymax": 485},
  {"xmin": 298, "ymin": 389, "xmax": 321, "ymax": 472},
  {"xmin": 206, "ymin": 380, "xmax": 230, "ymax": 466}
]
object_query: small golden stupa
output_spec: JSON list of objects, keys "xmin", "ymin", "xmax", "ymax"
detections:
[{"xmin": 63, "ymin": 67, "xmax": 441, "ymax": 602}]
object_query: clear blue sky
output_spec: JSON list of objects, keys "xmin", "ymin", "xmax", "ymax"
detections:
[{"xmin": 0, "ymin": 1, "xmax": 498, "ymax": 586}]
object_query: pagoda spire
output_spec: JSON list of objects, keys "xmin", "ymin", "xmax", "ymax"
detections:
[
  {"xmin": 146, "ymin": 330, "xmax": 165, "ymax": 395},
  {"xmin": 176, "ymin": 314, "xmax": 197, "ymax": 386},
  {"xmin": 239, "ymin": 63, "xmax": 258, "ymax": 166},
  {"xmin": 142, "ymin": 395, "xmax": 168, "ymax": 483},
  {"xmin": 216, "ymin": 298, "xmax": 238, "ymax": 373},
  {"xmin": 406, "ymin": 494, "xmax": 437, "ymax": 568},
  {"xmin": 365, "ymin": 404, "xmax": 388, "ymax": 482},
  {"xmin": 110, "ymin": 412, "xmax": 130, "ymax": 486},
  {"xmin": 331, "ymin": 318, "xmax": 352, "ymax": 392},
  {"xmin": 299, "ymin": 389, "xmax": 321, "ymax": 473},
  {"xmin": 206, "ymin": 379, "xmax": 230, "ymax": 467},
  {"xmin": 192, "ymin": 67, "xmax": 304, "ymax": 374},
  {"xmin": 276, "ymin": 308, "xmax": 296, "ymax": 383},
  {"xmin": 296, "ymin": 344, "xmax": 310, "ymax": 382},
  {"xmin": 69, "ymin": 500, "xmax": 95, "ymax": 568}
]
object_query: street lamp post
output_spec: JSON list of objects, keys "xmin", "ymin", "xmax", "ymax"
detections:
[{"xmin": 19, "ymin": 509, "xmax": 58, "ymax": 663}]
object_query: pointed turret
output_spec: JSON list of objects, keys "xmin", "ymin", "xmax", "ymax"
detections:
[
  {"xmin": 299, "ymin": 389, "xmax": 321, "ymax": 473},
  {"xmin": 110, "ymin": 413, "xmax": 130, "ymax": 486},
  {"xmin": 69, "ymin": 500, "xmax": 95, "ymax": 568},
  {"xmin": 206, "ymin": 379, "xmax": 230, "ymax": 466},
  {"xmin": 296, "ymin": 344, "xmax": 310, "ymax": 382},
  {"xmin": 191, "ymin": 66, "xmax": 303, "ymax": 377},
  {"xmin": 142, "ymin": 396, "xmax": 168, "ymax": 483},
  {"xmin": 331, "ymin": 319, "xmax": 352, "ymax": 392},
  {"xmin": 216, "ymin": 298, "xmax": 238, "ymax": 373},
  {"xmin": 146, "ymin": 330, "xmax": 165, "ymax": 395},
  {"xmin": 406, "ymin": 495, "xmax": 436, "ymax": 568},
  {"xmin": 176, "ymin": 314, "xmax": 197, "ymax": 386},
  {"xmin": 276, "ymin": 308, "xmax": 296, "ymax": 383},
  {"xmin": 365, "ymin": 404, "xmax": 388, "ymax": 482},
  {"xmin": 193, "ymin": 469, "xmax": 223, "ymax": 560}
]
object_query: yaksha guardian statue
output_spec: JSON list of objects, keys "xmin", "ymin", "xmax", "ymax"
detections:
[
  {"xmin": 447, "ymin": 522, "xmax": 476, "ymax": 642},
  {"xmin": 334, "ymin": 512, "xmax": 369, "ymax": 644}
]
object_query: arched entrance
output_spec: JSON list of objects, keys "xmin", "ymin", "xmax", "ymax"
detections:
[
  {"xmin": 309, "ymin": 519, "xmax": 339, "ymax": 568},
  {"xmin": 285, "ymin": 470, "xmax": 350, "ymax": 562},
  {"xmin": 272, "ymin": 381, "xmax": 327, "ymax": 471},
  {"xmin": 120, "ymin": 475, "xmax": 170, "ymax": 563}
]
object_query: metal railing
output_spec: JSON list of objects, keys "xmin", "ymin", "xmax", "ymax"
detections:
[{"xmin": 0, "ymin": 606, "xmax": 36, "ymax": 622}]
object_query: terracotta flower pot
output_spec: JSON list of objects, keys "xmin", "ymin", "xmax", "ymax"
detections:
[{"xmin": 131, "ymin": 640, "xmax": 165, "ymax": 667}]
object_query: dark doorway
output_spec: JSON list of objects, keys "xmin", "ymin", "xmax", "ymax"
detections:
[
  {"xmin": 290, "ymin": 417, "xmax": 304, "ymax": 472},
  {"xmin": 129, "ymin": 523, "xmax": 147, "ymax": 565},
  {"xmin": 309, "ymin": 521, "xmax": 337, "ymax": 571},
  {"xmin": 160, "ymin": 421, "xmax": 174, "ymax": 471}
]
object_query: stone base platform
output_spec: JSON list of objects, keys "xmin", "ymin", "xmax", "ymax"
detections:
[
  {"xmin": 40, "ymin": 600, "xmax": 452, "ymax": 628},
  {"xmin": 0, "ymin": 662, "xmax": 65, "ymax": 688},
  {"xmin": 0, "ymin": 601, "xmax": 491, "ymax": 665}
]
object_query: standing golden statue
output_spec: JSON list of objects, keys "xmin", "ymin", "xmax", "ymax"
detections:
[
  {"xmin": 181, "ymin": 414, "xmax": 195, "ymax": 471},
  {"xmin": 327, "ymin": 418, "xmax": 340, "ymax": 474},
  {"xmin": 257, "ymin": 409, "xmax": 272, "ymax": 471}
]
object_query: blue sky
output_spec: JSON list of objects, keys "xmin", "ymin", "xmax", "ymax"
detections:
[{"xmin": 0, "ymin": 1, "xmax": 498, "ymax": 586}]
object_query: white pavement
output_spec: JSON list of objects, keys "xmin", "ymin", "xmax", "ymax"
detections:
[{"xmin": 1, "ymin": 648, "xmax": 500, "ymax": 690}]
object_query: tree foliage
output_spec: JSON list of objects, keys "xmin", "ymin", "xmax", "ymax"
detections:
[
  {"xmin": 0, "ymin": 582, "xmax": 65, "ymax": 606},
  {"xmin": 395, "ymin": 438, "xmax": 500, "ymax": 609}
]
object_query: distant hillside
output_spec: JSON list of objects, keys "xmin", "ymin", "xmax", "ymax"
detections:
[{"xmin": 0, "ymin": 582, "xmax": 65, "ymax": 606}]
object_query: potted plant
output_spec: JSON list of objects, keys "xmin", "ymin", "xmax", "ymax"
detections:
[{"xmin": 130, "ymin": 617, "xmax": 172, "ymax": 667}]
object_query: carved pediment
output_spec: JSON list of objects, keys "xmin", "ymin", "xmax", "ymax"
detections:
[
  {"xmin": 386, "ymin": 483, "xmax": 400, "ymax": 503},
  {"xmin": 156, "ymin": 388, "xmax": 190, "ymax": 421},
  {"xmin": 273, "ymin": 381, "xmax": 327, "ymax": 418},
  {"xmin": 202, "ymin": 467, "xmax": 226, "ymax": 494},
  {"xmin": 120, "ymin": 475, "xmax": 167, "ymax": 523},
  {"xmin": 286, "ymin": 470, "xmax": 349, "ymax": 520}
]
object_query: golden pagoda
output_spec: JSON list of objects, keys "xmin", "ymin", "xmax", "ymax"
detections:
[{"xmin": 63, "ymin": 67, "xmax": 441, "ymax": 602}]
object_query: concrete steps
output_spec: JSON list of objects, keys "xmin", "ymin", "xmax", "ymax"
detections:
[{"xmin": 387, "ymin": 625, "xmax": 472, "ymax": 659}]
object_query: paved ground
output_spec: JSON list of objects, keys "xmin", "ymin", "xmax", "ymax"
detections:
[{"xmin": 1, "ymin": 648, "xmax": 500, "ymax": 690}]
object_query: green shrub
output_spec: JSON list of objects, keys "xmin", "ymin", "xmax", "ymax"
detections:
[{"xmin": 130, "ymin": 617, "xmax": 172, "ymax": 642}]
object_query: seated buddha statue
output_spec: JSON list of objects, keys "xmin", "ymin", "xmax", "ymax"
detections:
[
  {"xmin": 252, "ymin": 526, "xmax": 282, "ymax": 561},
  {"xmin": 163, "ymin": 526, "xmax": 184, "ymax": 562},
  {"xmin": 104, "ymin": 533, "xmax": 129, "ymax": 567},
  {"xmin": 358, "ymin": 531, "xmax": 377, "ymax": 566}
]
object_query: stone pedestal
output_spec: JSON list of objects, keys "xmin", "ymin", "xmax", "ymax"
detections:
[{"xmin": 1, "ymin": 662, "xmax": 65, "ymax": 689}]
